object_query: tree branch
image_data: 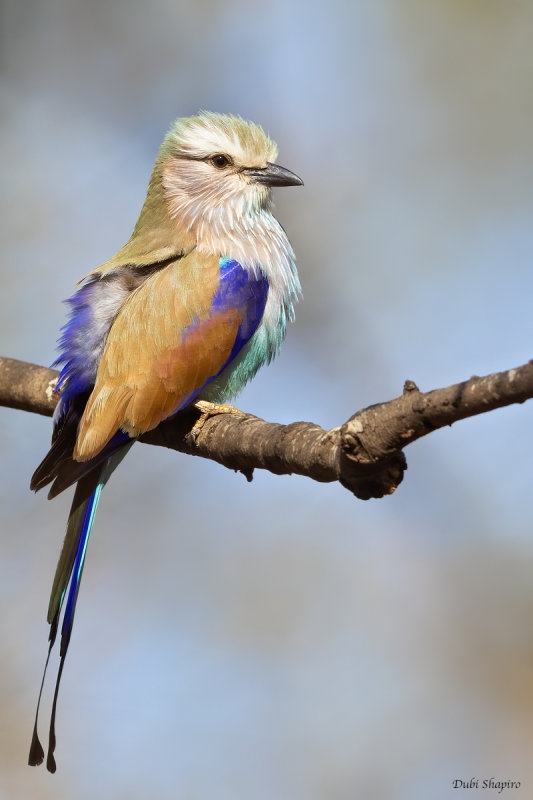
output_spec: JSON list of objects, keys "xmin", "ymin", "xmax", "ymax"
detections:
[{"xmin": 1, "ymin": 355, "xmax": 532, "ymax": 500}]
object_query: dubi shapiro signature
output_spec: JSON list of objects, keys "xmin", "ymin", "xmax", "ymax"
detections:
[{"xmin": 452, "ymin": 779, "xmax": 521, "ymax": 793}]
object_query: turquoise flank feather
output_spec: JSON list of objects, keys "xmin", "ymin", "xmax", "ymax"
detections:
[{"xmin": 200, "ymin": 315, "xmax": 288, "ymax": 403}]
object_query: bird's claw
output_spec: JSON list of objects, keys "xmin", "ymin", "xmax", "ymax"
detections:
[{"xmin": 190, "ymin": 401, "xmax": 244, "ymax": 441}]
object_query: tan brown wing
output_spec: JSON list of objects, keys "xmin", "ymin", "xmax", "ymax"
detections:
[{"xmin": 74, "ymin": 251, "xmax": 242, "ymax": 462}]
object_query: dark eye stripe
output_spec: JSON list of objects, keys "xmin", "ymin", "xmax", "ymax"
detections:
[{"xmin": 174, "ymin": 153, "xmax": 236, "ymax": 170}]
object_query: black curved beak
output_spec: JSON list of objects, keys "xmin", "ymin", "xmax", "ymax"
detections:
[{"xmin": 245, "ymin": 162, "xmax": 304, "ymax": 187}]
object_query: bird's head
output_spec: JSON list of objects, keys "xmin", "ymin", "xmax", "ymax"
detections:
[{"xmin": 161, "ymin": 112, "xmax": 303, "ymax": 234}]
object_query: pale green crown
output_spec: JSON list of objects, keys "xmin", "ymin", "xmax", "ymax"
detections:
[{"xmin": 167, "ymin": 111, "xmax": 278, "ymax": 166}]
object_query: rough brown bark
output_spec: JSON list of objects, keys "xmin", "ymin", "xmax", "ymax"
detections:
[{"xmin": 1, "ymin": 355, "xmax": 532, "ymax": 500}]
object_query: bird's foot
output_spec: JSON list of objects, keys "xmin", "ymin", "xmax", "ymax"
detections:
[{"xmin": 190, "ymin": 401, "xmax": 244, "ymax": 440}]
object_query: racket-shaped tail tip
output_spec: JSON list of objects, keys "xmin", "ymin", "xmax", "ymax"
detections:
[{"xmin": 28, "ymin": 729, "xmax": 45, "ymax": 767}]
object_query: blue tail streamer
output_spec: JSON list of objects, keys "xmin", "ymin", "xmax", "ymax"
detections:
[
  {"xmin": 29, "ymin": 475, "xmax": 105, "ymax": 773},
  {"xmin": 47, "ymin": 478, "xmax": 104, "ymax": 772},
  {"xmin": 29, "ymin": 444, "xmax": 133, "ymax": 772}
]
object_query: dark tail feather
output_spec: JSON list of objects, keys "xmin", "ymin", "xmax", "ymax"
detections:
[
  {"xmin": 28, "ymin": 636, "xmax": 54, "ymax": 767},
  {"xmin": 31, "ymin": 431, "xmax": 130, "ymax": 499},
  {"xmin": 30, "ymin": 389, "xmax": 90, "ymax": 494},
  {"xmin": 30, "ymin": 385, "xmax": 129, "ymax": 499},
  {"xmin": 46, "ymin": 655, "xmax": 66, "ymax": 773},
  {"xmin": 46, "ymin": 478, "xmax": 103, "ymax": 773},
  {"xmin": 29, "ymin": 445, "xmax": 132, "ymax": 771},
  {"xmin": 47, "ymin": 429, "xmax": 130, "ymax": 500},
  {"xmin": 29, "ymin": 469, "xmax": 104, "ymax": 771},
  {"xmin": 30, "ymin": 431, "xmax": 78, "ymax": 493}
]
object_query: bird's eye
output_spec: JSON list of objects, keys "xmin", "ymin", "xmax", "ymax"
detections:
[{"xmin": 210, "ymin": 153, "xmax": 231, "ymax": 169}]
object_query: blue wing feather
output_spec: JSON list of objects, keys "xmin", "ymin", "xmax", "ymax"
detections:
[
  {"xmin": 214, "ymin": 258, "xmax": 269, "ymax": 363},
  {"xmin": 174, "ymin": 258, "xmax": 269, "ymax": 410}
]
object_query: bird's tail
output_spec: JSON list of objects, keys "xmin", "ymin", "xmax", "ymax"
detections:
[{"xmin": 28, "ymin": 447, "xmax": 130, "ymax": 773}]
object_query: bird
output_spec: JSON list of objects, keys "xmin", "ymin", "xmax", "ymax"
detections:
[{"xmin": 27, "ymin": 111, "xmax": 302, "ymax": 772}]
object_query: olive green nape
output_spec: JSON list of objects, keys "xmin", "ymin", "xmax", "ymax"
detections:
[{"xmin": 84, "ymin": 138, "xmax": 194, "ymax": 279}]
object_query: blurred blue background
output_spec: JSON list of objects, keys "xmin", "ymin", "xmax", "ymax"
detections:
[{"xmin": 1, "ymin": 1, "xmax": 533, "ymax": 798}]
